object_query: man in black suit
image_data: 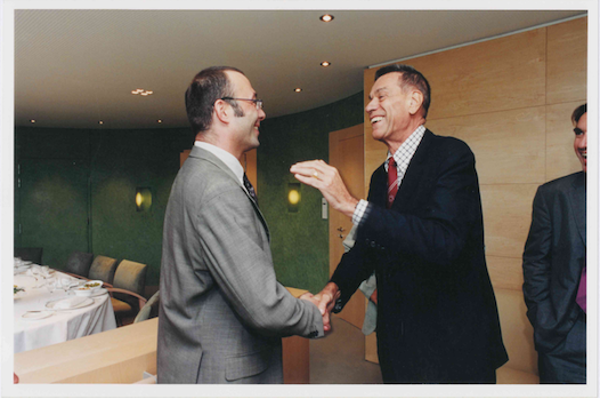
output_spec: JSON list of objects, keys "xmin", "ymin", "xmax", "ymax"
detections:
[
  {"xmin": 291, "ymin": 64, "xmax": 508, "ymax": 383},
  {"xmin": 522, "ymin": 104, "xmax": 587, "ymax": 384}
]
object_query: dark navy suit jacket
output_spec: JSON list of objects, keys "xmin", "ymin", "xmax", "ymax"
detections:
[
  {"xmin": 331, "ymin": 129, "xmax": 508, "ymax": 383},
  {"xmin": 523, "ymin": 171, "xmax": 586, "ymax": 353}
]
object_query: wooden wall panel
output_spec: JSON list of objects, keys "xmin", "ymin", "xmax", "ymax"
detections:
[
  {"xmin": 361, "ymin": 17, "xmax": 587, "ymax": 374},
  {"xmin": 243, "ymin": 148, "xmax": 258, "ymax": 192},
  {"xmin": 364, "ymin": 67, "xmax": 388, "ymax": 182},
  {"xmin": 480, "ymin": 184, "xmax": 538, "ymax": 258},
  {"xmin": 426, "ymin": 107, "xmax": 546, "ymax": 185},
  {"xmin": 486, "ymin": 256, "xmax": 525, "ymax": 291},
  {"xmin": 546, "ymin": 17, "xmax": 588, "ymax": 104},
  {"xmin": 495, "ymin": 289, "xmax": 538, "ymax": 374},
  {"xmin": 405, "ymin": 29, "xmax": 546, "ymax": 121},
  {"xmin": 362, "ymin": 16, "xmax": 587, "ymax": 377},
  {"xmin": 546, "ymin": 102, "xmax": 586, "ymax": 181}
]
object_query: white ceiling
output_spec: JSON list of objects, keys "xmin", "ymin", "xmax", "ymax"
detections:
[{"xmin": 13, "ymin": 9, "xmax": 586, "ymax": 129}]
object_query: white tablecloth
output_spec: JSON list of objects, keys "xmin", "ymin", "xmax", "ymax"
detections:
[{"xmin": 14, "ymin": 270, "xmax": 117, "ymax": 353}]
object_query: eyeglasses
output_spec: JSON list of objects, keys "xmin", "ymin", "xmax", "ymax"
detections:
[{"xmin": 220, "ymin": 97, "xmax": 263, "ymax": 110}]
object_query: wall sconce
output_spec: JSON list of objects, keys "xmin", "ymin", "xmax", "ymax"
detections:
[
  {"xmin": 287, "ymin": 183, "xmax": 301, "ymax": 213},
  {"xmin": 136, "ymin": 187, "xmax": 152, "ymax": 212}
]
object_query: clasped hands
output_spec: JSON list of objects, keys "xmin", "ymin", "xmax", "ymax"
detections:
[{"xmin": 299, "ymin": 282, "xmax": 340, "ymax": 333}]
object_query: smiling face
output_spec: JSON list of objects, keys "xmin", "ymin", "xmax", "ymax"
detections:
[
  {"xmin": 573, "ymin": 112, "xmax": 587, "ymax": 172},
  {"xmin": 225, "ymin": 71, "xmax": 266, "ymax": 153},
  {"xmin": 365, "ymin": 72, "xmax": 422, "ymax": 151}
]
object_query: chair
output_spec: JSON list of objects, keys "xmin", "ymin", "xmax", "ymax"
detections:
[
  {"xmin": 108, "ymin": 259, "xmax": 148, "ymax": 326},
  {"xmin": 14, "ymin": 247, "xmax": 43, "ymax": 264},
  {"xmin": 88, "ymin": 255, "xmax": 118, "ymax": 286},
  {"xmin": 62, "ymin": 251, "xmax": 94, "ymax": 279},
  {"xmin": 134, "ymin": 290, "xmax": 160, "ymax": 323}
]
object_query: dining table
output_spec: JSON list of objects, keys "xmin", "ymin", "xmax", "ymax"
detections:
[{"xmin": 13, "ymin": 262, "xmax": 117, "ymax": 353}]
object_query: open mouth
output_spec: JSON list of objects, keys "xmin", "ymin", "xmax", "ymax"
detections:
[{"xmin": 371, "ymin": 116, "xmax": 384, "ymax": 125}]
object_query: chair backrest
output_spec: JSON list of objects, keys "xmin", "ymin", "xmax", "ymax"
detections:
[
  {"xmin": 134, "ymin": 290, "xmax": 160, "ymax": 323},
  {"xmin": 88, "ymin": 255, "xmax": 118, "ymax": 284},
  {"xmin": 113, "ymin": 259, "xmax": 148, "ymax": 297},
  {"xmin": 14, "ymin": 247, "xmax": 43, "ymax": 264},
  {"xmin": 64, "ymin": 251, "xmax": 94, "ymax": 278}
]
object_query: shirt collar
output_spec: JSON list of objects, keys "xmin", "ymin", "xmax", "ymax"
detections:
[
  {"xmin": 385, "ymin": 125, "xmax": 426, "ymax": 171},
  {"xmin": 194, "ymin": 141, "xmax": 245, "ymax": 186}
]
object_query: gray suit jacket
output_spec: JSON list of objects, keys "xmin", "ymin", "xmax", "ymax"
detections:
[
  {"xmin": 157, "ymin": 146, "xmax": 324, "ymax": 384},
  {"xmin": 523, "ymin": 171, "xmax": 586, "ymax": 353}
]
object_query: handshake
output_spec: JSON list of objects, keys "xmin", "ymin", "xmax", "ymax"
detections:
[{"xmin": 299, "ymin": 282, "xmax": 341, "ymax": 333}]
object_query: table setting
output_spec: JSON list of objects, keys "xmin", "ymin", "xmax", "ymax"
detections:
[{"xmin": 13, "ymin": 259, "xmax": 117, "ymax": 353}]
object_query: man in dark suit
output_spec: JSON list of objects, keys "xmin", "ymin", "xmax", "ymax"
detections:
[
  {"xmin": 522, "ymin": 104, "xmax": 587, "ymax": 384},
  {"xmin": 158, "ymin": 66, "xmax": 325, "ymax": 384},
  {"xmin": 291, "ymin": 64, "xmax": 508, "ymax": 383}
]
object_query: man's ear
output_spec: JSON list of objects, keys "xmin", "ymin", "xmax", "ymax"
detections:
[
  {"xmin": 408, "ymin": 90, "xmax": 424, "ymax": 116},
  {"xmin": 213, "ymin": 99, "xmax": 230, "ymax": 124}
]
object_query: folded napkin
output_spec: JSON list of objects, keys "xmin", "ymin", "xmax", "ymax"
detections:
[{"xmin": 52, "ymin": 296, "xmax": 88, "ymax": 309}]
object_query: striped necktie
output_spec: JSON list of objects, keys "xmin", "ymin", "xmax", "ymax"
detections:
[
  {"xmin": 243, "ymin": 174, "xmax": 258, "ymax": 205},
  {"xmin": 387, "ymin": 157, "xmax": 398, "ymax": 209}
]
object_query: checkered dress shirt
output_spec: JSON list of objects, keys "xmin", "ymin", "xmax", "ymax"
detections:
[{"xmin": 352, "ymin": 125, "xmax": 426, "ymax": 226}]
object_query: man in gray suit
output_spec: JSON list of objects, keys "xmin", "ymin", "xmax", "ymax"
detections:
[
  {"xmin": 523, "ymin": 103, "xmax": 587, "ymax": 383},
  {"xmin": 158, "ymin": 66, "xmax": 326, "ymax": 384}
]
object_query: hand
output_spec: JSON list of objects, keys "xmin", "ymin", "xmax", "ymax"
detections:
[
  {"xmin": 299, "ymin": 292, "xmax": 331, "ymax": 332},
  {"xmin": 312, "ymin": 282, "xmax": 341, "ymax": 333},
  {"xmin": 290, "ymin": 160, "xmax": 359, "ymax": 218}
]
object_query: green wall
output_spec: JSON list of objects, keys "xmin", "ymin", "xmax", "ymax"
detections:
[
  {"xmin": 15, "ymin": 127, "xmax": 193, "ymax": 286},
  {"xmin": 258, "ymin": 92, "xmax": 364, "ymax": 293},
  {"xmin": 14, "ymin": 91, "xmax": 363, "ymax": 292}
]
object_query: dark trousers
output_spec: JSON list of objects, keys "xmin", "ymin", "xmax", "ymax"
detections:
[{"xmin": 538, "ymin": 310, "xmax": 586, "ymax": 384}]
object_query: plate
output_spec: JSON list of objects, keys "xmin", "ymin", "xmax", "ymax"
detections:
[
  {"xmin": 89, "ymin": 288, "xmax": 108, "ymax": 297},
  {"xmin": 45, "ymin": 297, "xmax": 94, "ymax": 311},
  {"xmin": 22, "ymin": 311, "xmax": 54, "ymax": 320},
  {"xmin": 72, "ymin": 287, "xmax": 108, "ymax": 297}
]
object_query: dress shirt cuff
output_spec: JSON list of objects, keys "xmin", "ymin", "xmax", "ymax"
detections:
[{"xmin": 352, "ymin": 199, "xmax": 369, "ymax": 226}]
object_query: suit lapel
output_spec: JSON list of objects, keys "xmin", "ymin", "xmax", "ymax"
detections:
[
  {"xmin": 392, "ymin": 130, "xmax": 434, "ymax": 209},
  {"xmin": 370, "ymin": 165, "xmax": 388, "ymax": 207},
  {"xmin": 568, "ymin": 172, "xmax": 586, "ymax": 246},
  {"xmin": 190, "ymin": 146, "xmax": 271, "ymax": 242}
]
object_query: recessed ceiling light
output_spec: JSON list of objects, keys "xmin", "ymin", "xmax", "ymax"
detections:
[
  {"xmin": 320, "ymin": 14, "xmax": 334, "ymax": 22},
  {"xmin": 157, "ymin": 119, "xmax": 162, "ymax": 124},
  {"xmin": 320, "ymin": 61, "xmax": 331, "ymax": 67},
  {"xmin": 294, "ymin": 88, "xmax": 302, "ymax": 93},
  {"xmin": 30, "ymin": 119, "xmax": 36, "ymax": 124},
  {"xmin": 98, "ymin": 121, "xmax": 104, "ymax": 125},
  {"xmin": 132, "ymin": 88, "xmax": 153, "ymax": 96}
]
